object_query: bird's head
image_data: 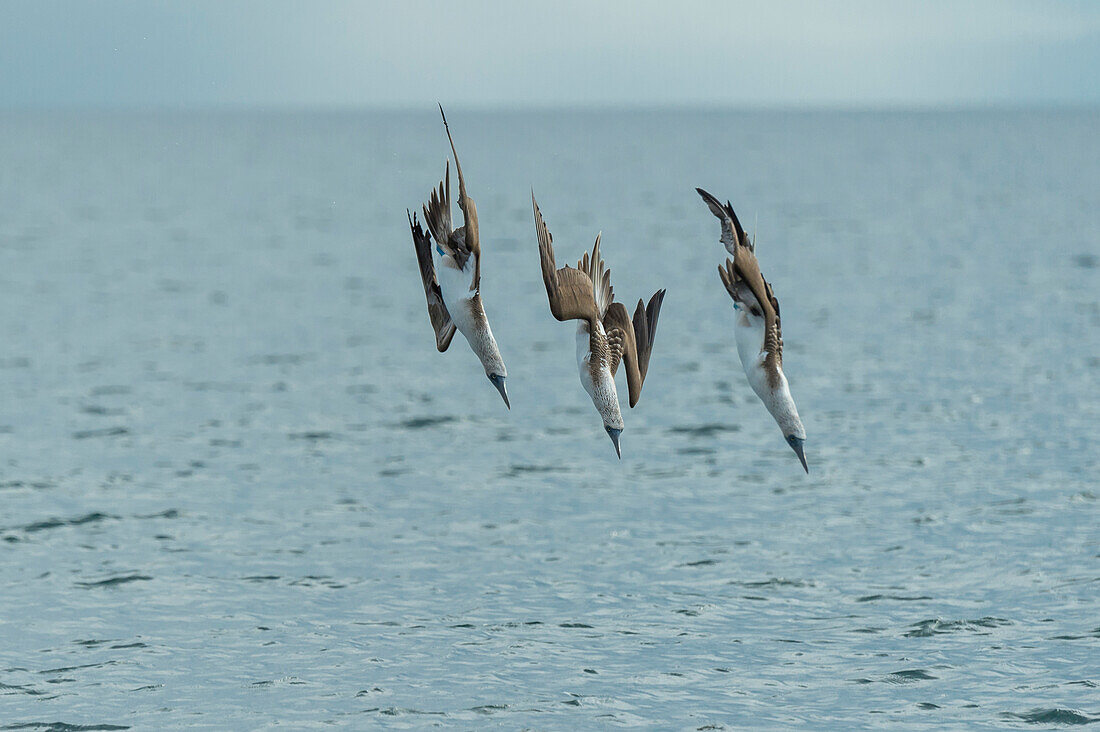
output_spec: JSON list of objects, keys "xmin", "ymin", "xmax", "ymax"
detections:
[
  {"xmin": 604, "ymin": 423, "xmax": 623, "ymax": 459},
  {"xmin": 593, "ymin": 385, "xmax": 624, "ymax": 459},
  {"xmin": 469, "ymin": 314, "xmax": 508, "ymax": 409},
  {"xmin": 487, "ymin": 372, "xmax": 509, "ymax": 409}
]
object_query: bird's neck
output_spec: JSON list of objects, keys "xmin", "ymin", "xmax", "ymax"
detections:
[
  {"xmin": 461, "ymin": 297, "xmax": 504, "ymax": 376},
  {"xmin": 763, "ymin": 373, "xmax": 804, "ymax": 438}
]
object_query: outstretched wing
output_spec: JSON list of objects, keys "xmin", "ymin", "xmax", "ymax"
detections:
[
  {"xmin": 532, "ymin": 193, "xmax": 599, "ymax": 324},
  {"xmin": 604, "ymin": 289, "xmax": 665, "ymax": 408},
  {"xmin": 440, "ymin": 106, "xmax": 481, "ymax": 289},
  {"xmin": 697, "ymin": 187, "xmax": 752, "ymax": 254},
  {"xmin": 409, "ymin": 211, "xmax": 457, "ymax": 351}
]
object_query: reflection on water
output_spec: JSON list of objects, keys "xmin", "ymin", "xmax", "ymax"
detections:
[{"xmin": 0, "ymin": 109, "xmax": 1097, "ymax": 728}]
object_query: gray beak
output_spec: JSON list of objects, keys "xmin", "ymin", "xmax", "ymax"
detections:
[
  {"xmin": 789, "ymin": 436, "xmax": 808, "ymax": 473},
  {"xmin": 488, "ymin": 374, "xmax": 509, "ymax": 409},
  {"xmin": 607, "ymin": 427, "xmax": 622, "ymax": 459}
]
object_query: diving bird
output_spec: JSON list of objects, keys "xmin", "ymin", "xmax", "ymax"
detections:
[
  {"xmin": 696, "ymin": 188, "xmax": 807, "ymax": 472},
  {"xmin": 532, "ymin": 193, "xmax": 665, "ymax": 458},
  {"xmin": 407, "ymin": 107, "xmax": 509, "ymax": 408}
]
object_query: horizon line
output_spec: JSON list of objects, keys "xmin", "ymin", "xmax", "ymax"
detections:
[{"xmin": 2, "ymin": 101, "xmax": 1098, "ymax": 115}]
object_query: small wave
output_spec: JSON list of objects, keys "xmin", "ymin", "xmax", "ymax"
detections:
[
  {"xmin": 20, "ymin": 513, "xmax": 116, "ymax": 533},
  {"xmin": 1000, "ymin": 708, "xmax": 1099, "ymax": 725},
  {"xmin": 2, "ymin": 725, "xmax": 130, "ymax": 731},
  {"xmin": 503, "ymin": 464, "xmax": 568, "ymax": 478},
  {"xmin": 734, "ymin": 578, "xmax": 814, "ymax": 588},
  {"xmin": 396, "ymin": 416, "xmax": 456, "ymax": 429},
  {"xmin": 288, "ymin": 431, "xmax": 337, "ymax": 441},
  {"xmin": 75, "ymin": 574, "xmax": 152, "ymax": 588},
  {"xmin": 71, "ymin": 427, "xmax": 129, "ymax": 440},
  {"xmin": 883, "ymin": 669, "xmax": 937, "ymax": 684},
  {"xmin": 79, "ymin": 405, "xmax": 125, "ymax": 416},
  {"xmin": 375, "ymin": 708, "xmax": 446, "ymax": 717},
  {"xmin": 133, "ymin": 509, "xmax": 179, "ymax": 520},
  {"xmin": 0, "ymin": 682, "xmax": 45, "ymax": 696},
  {"xmin": 0, "ymin": 480, "xmax": 54, "ymax": 492},
  {"xmin": 904, "ymin": 617, "xmax": 1011, "ymax": 637},
  {"xmin": 668, "ymin": 423, "xmax": 740, "ymax": 437},
  {"xmin": 38, "ymin": 662, "xmax": 118, "ymax": 675},
  {"xmin": 247, "ymin": 677, "xmax": 306, "ymax": 688}
]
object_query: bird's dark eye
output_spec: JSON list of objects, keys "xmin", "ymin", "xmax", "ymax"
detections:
[{"xmin": 750, "ymin": 307, "xmax": 762, "ymax": 317}]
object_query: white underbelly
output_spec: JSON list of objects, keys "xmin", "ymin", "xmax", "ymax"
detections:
[
  {"xmin": 733, "ymin": 315, "xmax": 769, "ymax": 400},
  {"xmin": 437, "ymin": 259, "xmax": 474, "ymax": 334}
]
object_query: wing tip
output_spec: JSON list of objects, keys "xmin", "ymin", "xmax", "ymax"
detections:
[{"xmin": 697, "ymin": 187, "xmax": 748, "ymax": 242}]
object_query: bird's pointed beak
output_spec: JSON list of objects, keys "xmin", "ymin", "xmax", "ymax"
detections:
[
  {"xmin": 608, "ymin": 427, "xmax": 622, "ymax": 459},
  {"xmin": 789, "ymin": 436, "xmax": 808, "ymax": 473},
  {"xmin": 489, "ymin": 374, "xmax": 509, "ymax": 409}
]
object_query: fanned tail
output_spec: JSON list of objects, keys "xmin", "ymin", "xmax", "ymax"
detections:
[
  {"xmin": 423, "ymin": 161, "xmax": 452, "ymax": 251},
  {"xmin": 578, "ymin": 233, "xmax": 613, "ymax": 319}
]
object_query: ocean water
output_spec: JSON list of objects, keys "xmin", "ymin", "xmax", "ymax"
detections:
[{"xmin": 0, "ymin": 109, "xmax": 1096, "ymax": 729}]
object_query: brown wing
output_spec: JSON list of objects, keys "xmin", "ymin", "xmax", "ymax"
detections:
[
  {"xmin": 532, "ymin": 192, "xmax": 599, "ymax": 324},
  {"xmin": 632, "ymin": 289, "xmax": 666, "ymax": 394},
  {"xmin": 697, "ymin": 187, "xmax": 752, "ymax": 254},
  {"xmin": 440, "ymin": 105, "xmax": 480, "ymax": 289},
  {"xmin": 409, "ymin": 211, "xmax": 457, "ymax": 351},
  {"xmin": 604, "ymin": 288, "xmax": 665, "ymax": 408},
  {"xmin": 762, "ymin": 278, "xmax": 782, "ymax": 365}
]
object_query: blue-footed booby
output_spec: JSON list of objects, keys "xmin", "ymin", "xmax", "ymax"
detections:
[
  {"xmin": 532, "ymin": 193, "xmax": 665, "ymax": 458},
  {"xmin": 407, "ymin": 107, "xmax": 509, "ymax": 408},
  {"xmin": 696, "ymin": 188, "xmax": 807, "ymax": 472}
]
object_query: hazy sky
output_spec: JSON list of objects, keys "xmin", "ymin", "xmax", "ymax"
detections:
[{"xmin": 2, "ymin": 0, "xmax": 1098, "ymax": 109}]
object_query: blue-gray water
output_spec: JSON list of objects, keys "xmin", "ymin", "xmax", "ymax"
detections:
[{"xmin": 0, "ymin": 110, "xmax": 1097, "ymax": 729}]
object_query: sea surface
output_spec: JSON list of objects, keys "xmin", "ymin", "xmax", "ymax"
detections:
[{"xmin": 0, "ymin": 109, "xmax": 1097, "ymax": 729}]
